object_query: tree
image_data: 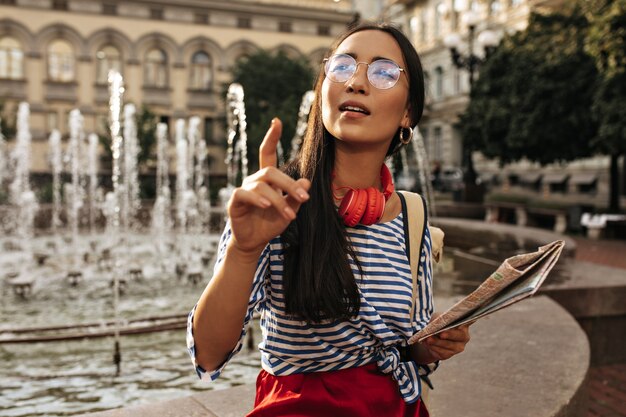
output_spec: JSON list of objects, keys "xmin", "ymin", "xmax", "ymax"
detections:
[
  {"xmin": 0, "ymin": 101, "xmax": 16, "ymax": 140},
  {"xmin": 461, "ymin": 9, "xmax": 598, "ymax": 168},
  {"xmin": 230, "ymin": 50, "xmax": 315, "ymax": 172},
  {"xmin": 98, "ymin": 104, "xmax": 158, "ymax": 168},
  {"xmin": 584, "ymin": 0, "xmax": 626, "ymax": 212},
  {"xmin": 98, "ymin": 104, "xmax": 158, "ymax": 198}
]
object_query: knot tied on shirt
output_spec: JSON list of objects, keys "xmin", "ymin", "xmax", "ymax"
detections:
[{"xmin": 375, "ymin": 346, "xmax": 423, "ymax": 404}]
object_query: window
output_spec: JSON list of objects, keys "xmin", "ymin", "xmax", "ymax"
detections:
[
  {"xmin": 452, "ymin": 0, "xmax": 464, "ymax": 29},
  {"xmin": 237, "ymin": 16, "xmax": 251, "ymax": 29},
  {"xmin": 317, "ymin": 24, "xmax": 330, "ymax": 36},
  {"xmin": 435, "ymin": 3, "xmax": 443, "ymax": 38},
  {"xmin": 103, "ymin": 3, "xmax": 117, "ymax": 15},
  {"xmin": 433, "ymin": 126, "xmax": 443, "ymax": 161},
  {"xmin": 420, "ymin": 10, "xmax": 428, "ymax": 42},
  {"xmin": 96, "ymin": 114, "xmax": 108, "ymax": 134},
  {"xmin": 423, "ymin": 70, "xmax": 431, "ymax": 100},
  {"xmin": 204, "ymin": 117, "xmax": 214, "ymax": 142},
  {"xmin": 194, "ymin": 12, "xmax": 209, "ymax": 24},
  {"xmin": 150, "ymin": 7, "xmax": 163, "ymax": 20},
  {"xmin": 189, "ymin": 51, "xmax": 212, "ymax": 90},
  {"xmin": 0, "ymin": 37, "xmax": 24, "ymax": 79},
  {"xmin": 422, "ymin": 127, "xmax": 430, "ymax": 156},
  {"xmin": 279, "ymin": 21, "xmax": 292, "ymax": 33},
  {"xmin": 52, "ymin": 0, "xmax": 68, "ymax": 10},
  {"xmin": 96, "ymin": 45, "xmax": 122, "ymax": 84},
  {"xmin": 48, "ymin": 39, "xmax": 75, "ymax": 82},
  {"xmin": 490, "ymin": 0, "xmax": 502, "ymax": 14},
  {"xmin": 434, "ymin": 66, "xmax": 444, "ymax": 99},
  {"xmin": 510, "ymin": 0, "xmax": 522, "ymax": 6},
  {"xmin": 454, "ymin": 68, "xmax": 461, "ymax": 94},
  {"xmin": 144, "ymin": 48, "xmax": 167, "ymax": 87},
  {"xmin": 47, "ymin": 111, "xmax": 59, "ymax": 132}
]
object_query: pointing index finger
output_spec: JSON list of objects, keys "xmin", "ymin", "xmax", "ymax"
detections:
[{"xmin": 259, "ymin": 118, "xmax": 282, "ymax": 169}]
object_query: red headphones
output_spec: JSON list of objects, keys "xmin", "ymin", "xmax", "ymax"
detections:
[{"xmin": 334, "ymin": 164, "xmax": 395, "ymax": 227}]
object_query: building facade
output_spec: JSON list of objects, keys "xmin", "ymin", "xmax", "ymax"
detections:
[
  {"xmin": 0, "ymin": 0, "xmax": 353, "ymax": 175},
  {"xmin": 389, "ymin": 0, "xmax": 625, "ymax": 209}
]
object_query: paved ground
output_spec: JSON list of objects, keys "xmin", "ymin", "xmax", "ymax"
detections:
[{"xmin": 573, "ymin": 237, "xmax": 626, "ymax": 417}]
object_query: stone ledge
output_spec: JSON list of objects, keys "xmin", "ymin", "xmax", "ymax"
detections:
[{"xmin": 78, "ymin": 296, "xmax": 589, "ymax": 417}]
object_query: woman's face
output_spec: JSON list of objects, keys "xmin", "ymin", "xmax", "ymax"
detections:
[{"xmin": 322, "ymin": 30, "xmax": 411, "ymax": 149}]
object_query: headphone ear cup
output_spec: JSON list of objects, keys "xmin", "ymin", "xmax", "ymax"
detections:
[
  {"xmin": 339, "ymin": 188, "xmax": 367, "ymax": 227},
  {"xmin": 360, "ymin": 187, "xmax": 384, "ymax": 225}
]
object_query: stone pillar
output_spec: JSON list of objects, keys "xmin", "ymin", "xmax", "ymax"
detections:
[
  {"xmin": 554, "ymin": 213, "xmax": 567, "ymax": 234},
  {"xmin": 515, "ymin": 206, "xmax": 528, "ymax": 227}
]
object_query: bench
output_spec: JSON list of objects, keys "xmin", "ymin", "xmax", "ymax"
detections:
[
  {"xmin": 581, "ymin": 213, "xmax": 626, "ymax": 239},
  {"xmin": 486, "ymin": 202, "xmax": 568, "ymax": 233}
]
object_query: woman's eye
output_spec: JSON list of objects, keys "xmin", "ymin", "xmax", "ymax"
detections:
[
  {"xmin": 333, "ymin": 64, "xmax": 351, "ymax": 72},
  {"xmin": 373, "ymin": 68, "xmax": 396, "ymax": 80}
]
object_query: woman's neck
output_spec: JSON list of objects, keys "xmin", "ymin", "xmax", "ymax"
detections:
[{"xmin": 332, "ymin": 148, "xmax": 387, "ymax": 192}]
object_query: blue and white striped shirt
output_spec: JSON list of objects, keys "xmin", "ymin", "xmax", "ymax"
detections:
[{"xmin": 187, "ymin": 211, "xmax": 438, "ymax": 404}]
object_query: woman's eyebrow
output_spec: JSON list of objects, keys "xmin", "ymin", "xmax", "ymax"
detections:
[{"xmin": 339, "ymin": 52, "xmax": 394, "ymax": 62}]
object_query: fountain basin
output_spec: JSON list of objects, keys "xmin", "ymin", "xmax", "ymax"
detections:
[{"xmin": 76, "ymin": 296, "xmax": 589, "ymax": 417}]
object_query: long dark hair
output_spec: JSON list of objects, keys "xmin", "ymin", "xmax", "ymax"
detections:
[{"xmin": 281, "ymin": 22, "xmax": 425, "ymax": 323}]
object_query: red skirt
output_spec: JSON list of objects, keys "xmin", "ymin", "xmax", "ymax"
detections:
[{"xmin": 247, "ymin": 363, "xmax": 430, "ymax": 417}]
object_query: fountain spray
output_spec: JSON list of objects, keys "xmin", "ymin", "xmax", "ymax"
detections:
[
  {"xmin": 68, "ymin": 109, "xmax": 85, "ymax": 268},
  {"xmin": 48, "ymin": 130, "xmax": 62, "ymax": 233},
  {"xmin": 412, "ymin": 128, "xmax": 436, "ymax": 217},
  {"xmin": 0, "ymin": 117, "xmax": 6, "ymax": 189},
  {"xmin": 88, "ymin": 133, "xmax": 99, "ymax": 234},
  {"xmin": 225, "ymin": 83, "xmax": 248, "ymax": 187},
  {"xmin": 287, "ymin": 90, "xmax": 315, "ymax": 164},
  {"xmin": 10, "ymin": 103, "xmax": 38, "ymax": 260},
  {"xmin": 108, "ymin": 70, "xmax": 124, "ymax": 376},
  {"xmin": 175, "ymin": 119, "xmax": 189, "ymax": 233}
]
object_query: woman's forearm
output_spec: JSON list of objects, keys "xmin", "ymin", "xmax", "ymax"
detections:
[{"xmin": 192, "ymin": 240, "xmax": 264, "ymax": 371}]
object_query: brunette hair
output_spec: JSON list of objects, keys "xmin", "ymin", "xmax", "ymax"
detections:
[{"xmin": 281, "ymin": 22, "xmax": 425, "ymax": 323}]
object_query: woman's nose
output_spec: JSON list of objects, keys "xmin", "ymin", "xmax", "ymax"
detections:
[{"xmin": 345, "ymin": 63, "xmax": 369, "ymax": 94}]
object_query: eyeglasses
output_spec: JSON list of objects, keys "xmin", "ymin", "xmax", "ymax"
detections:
[{"xmin": 323, "ymin": 54, "xmax": 405, "ymax": 90}]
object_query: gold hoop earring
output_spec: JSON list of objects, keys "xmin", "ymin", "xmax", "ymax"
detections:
[{"xmin": 399, "ymin": 127, "xmax": 413, "ymax": 145}]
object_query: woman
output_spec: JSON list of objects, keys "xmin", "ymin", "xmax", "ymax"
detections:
[{"xmin": 187, "ymin": 22, "xmax": 471, "ymax": 416}]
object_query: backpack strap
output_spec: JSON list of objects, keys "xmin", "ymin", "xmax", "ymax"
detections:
[{"xmin": 397, "ymin": 191, "xmax": 427, "ymax": 320}]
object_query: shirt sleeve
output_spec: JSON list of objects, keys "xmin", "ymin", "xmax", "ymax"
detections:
[
  {"xmin": 186, "ymin": 221, "xmax": 270, "ymax": 381},
  {"xmin": 414, "ymin": 226, "xmax": 440, "ymax": 382}
]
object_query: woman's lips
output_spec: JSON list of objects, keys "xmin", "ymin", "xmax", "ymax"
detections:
[{"xmin": 338, "ymin": 101, "xmax": 371, "ymax": 119}]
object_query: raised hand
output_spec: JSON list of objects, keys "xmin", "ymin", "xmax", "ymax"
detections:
[{"xmin": 227, "ymin": 118, "xmax": 311, "ymax": 255}]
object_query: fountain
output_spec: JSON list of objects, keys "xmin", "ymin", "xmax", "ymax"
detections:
[
  {"xmin": 0, "ymin": 116, "xmax": 6, "ymax": 189},
  {"xmin": 88, "ymin": 133, "xmax": 99, "ymax": 233},
  {"xmin": 48, "ymin": 129, "xmax": 62, "ymax": 233},
  {"xmin": 275, "ymin": 90, "xmax": 315, "ymax": 165}
]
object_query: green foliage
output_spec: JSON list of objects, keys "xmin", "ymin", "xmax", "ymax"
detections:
[
  {"xmin": 591, "ymin": 71, "xmax": 626, "ymax": 155},
  {"xmin": 0, "ymin": 101, "xmax": 16, "ymax": 140},
  {"xmin": 461, "ymin": 9, "xmax": 598, "ymax": 166},
  {"xmin": 98, "ymin": 104, "xmax": 158, "ymax": 168},
  {"xmin": 583, "ymin": 0, "xmax": 626, "ymax": 77},
  {"xmin": 230, "ymin": 50, "xmax": 315, "ymax": 171}
]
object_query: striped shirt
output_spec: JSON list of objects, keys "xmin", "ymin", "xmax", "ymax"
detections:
[{"xmin": 187, "ymin": 211, "xmax": 438, "ymax": 404}]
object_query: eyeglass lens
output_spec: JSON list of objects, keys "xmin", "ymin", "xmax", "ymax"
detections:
[{"xmin": 324, "ymin": 54, "xmax": 402, "ymax": 89}]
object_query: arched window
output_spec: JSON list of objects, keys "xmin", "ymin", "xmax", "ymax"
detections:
[
  {"xmin": 0, "ymin": 37, "xmax": 24, "ymax": 79},
  {"xmin": 190, "ymin": 51, "xmax": 212, "ymax": 90},
  {"xmin": 48, "ymin": 39, "xmax": 75, "ymax": 82},
  {"xmin": 434, "ymin": 66, "xmax": 444, "ymax": 99},
  {"xmin": 144, "ymin": 48, "xmax": 167, "ymax": 87},
  {"xmin": 96, "ymin": 45, "xmax": 122, "ymax": 84},
  {"xmin": 435, "ymin": 3, "xmax": 444, "ymax": 38}
]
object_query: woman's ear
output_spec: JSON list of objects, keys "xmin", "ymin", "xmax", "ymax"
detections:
[{"xmin": 401, "ymin": 106, "xmax": 412, "ymax": 129}]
